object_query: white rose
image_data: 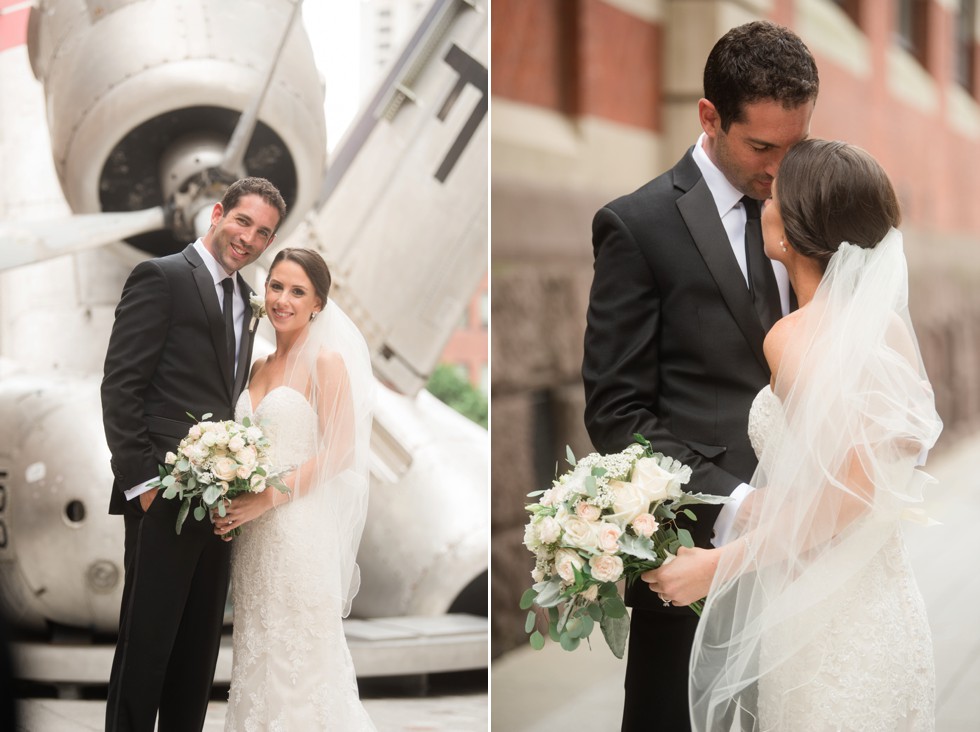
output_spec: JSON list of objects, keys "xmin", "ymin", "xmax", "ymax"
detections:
[
  {"xmin": 581, "ymin": 584, "xmax": 599, "ymax": 602},
  {"xmin": 249, "ymin": 473, "xmax": 267, "ymax": 493},
  {"xmin": 631, "ymin": 457, "xmax": 674, "ymax": 501},
  {"xmin": 596, "ymin": 522, "xmax": 622, "ymax": 553},
  {"xmin": 201, "ymin": 431, "xmax": 218, "ymax": 447},
  {"xmin": 589, "ymin": 554, "xmax": 624, "ymax": 583},
  {"xmin": 539, "ymin": 488, "xmax": 556, "ymax": 507},
  {"xmin": 228, "ymin": 435, "xmax": 245, "ymax": 452},
  {"xmin": 188, "ymin": 425, "xmax": 202, "ymax": 439},
  {"xmin": 561, "ymin": 516, "xmax": 600, "ymax": 553},
  {"xmin": 212, "ymin": 456, "xmax": 239, "ymax": 482},
  {"xmin": 631, "ymin": 512, "xmax": 660, "ymax": 538},
  {"xmin": 235, "ymin": 446, "xmax": 258, "ymax": 478},
  {"xmin": 164, "ymin": 451, "xmax": 177, "ymax": 465},
  {"xmin": 215, "ymin": 430, "xmax": 230, "ymax": 447},
  {"xmin": 531, "ymin": 566, "xmax": 546, "ymax": 583},
  {"xmin": 606, "ymin": 479, "xmax": 649, "ymax": 527},
  {"xmin": 523, "ymin": 522, "xmax": 542, "ymax": 552},
  {"xmin": 555, "ymin": 548, "xmax": 585, "ymax": 583},
  {"xmin": 245, "ymin": 426, "xmax": 263, "ymax": 442},
  {"xmin": 575, "ymin": 501, "xmax": 601, "ymax": 522},
  {"xmin": 535, "ymin": 515, "xmax": 561, "ymax": 544}
]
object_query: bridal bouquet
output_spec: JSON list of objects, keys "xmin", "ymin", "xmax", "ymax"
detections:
[
  {"xmin": 151, "ymin": 412, "xmax": 290, "ymax": 536},
  {"xmin": 520, "ymin": 435, "xmax": 730, "ymax": 658}
]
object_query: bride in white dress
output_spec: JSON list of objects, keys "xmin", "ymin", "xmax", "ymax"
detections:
[
  {"xmin": 643, "ymin": 140, "xmax": 943, "ymax": 731},
  {"xmin": 214, "ymin": 248, "xmax": 376, "ymax": 730}
]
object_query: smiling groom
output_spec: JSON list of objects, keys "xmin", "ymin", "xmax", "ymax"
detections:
[{"xmin": 102, "ymin": 177, "xmax": 285, "ymax": 732}]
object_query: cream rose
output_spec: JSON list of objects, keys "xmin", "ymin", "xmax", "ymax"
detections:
[
  {"xmin": 228, "ymin": 435, "xmax": 245, "ymax": 453},
  {"xmin": 235, "ymin": 446, "xmax": 258, "ymax": 478},
  {"xmin": 212, "ymin": 456, "xmax": 239, "ymax": 482},
  {"xmin": 245, "ymin": 426, "xmax": 263, "ymax": 442},
  {"xmin": 589, "ymin": 554, "xmax": 624, "ymax": 583},
  {"xmin": 523, "ymin": 522, "xmax": 542, "ymax": 552},
  {"xmin": 581, "ymin": 584, "xmax": 599, "ymax": 602},
  {"xmin": 535, "ymin": 515, "xmax": 561, "ymax": 544},
  {"xmin": 555, "ymin": 548, "xmax": 585, "ymax": 583},
  {"xmin": 607, "ymin": 457, "xmax": 680, "ymax": 526},
  {"xmin": 188, "ymin": 424, "xmax": 202, "ymax": 439},
  {"xmin": 164, "ymin": 451, "xmax": 177, "ymax": 465},
  {"xmin": 596, "ymin": 522, "xmax": 622, "ymax": 553},
  {"xmin": 631, "ymin": 512, "xmax": 660, "ymax": 538},
  {"xmin": 249, "ymin": 473, "xmax": 267, "ymax": 493},
  {"xmin": 575, "ymin": 501, "xmax": 601, "ymax": 522},
  {"xmin": 201, "ymin": 431, "xmax": 218, "ymax": 447},
  {"xmin": 562, "ymin": 516, "xmax": 600, "ymax": 553},
  {"xmin": 631, "ymin": 457, "xmax": 675, "ymax": 501}
]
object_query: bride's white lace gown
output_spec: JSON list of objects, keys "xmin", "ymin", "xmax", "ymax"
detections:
[
  {"xmin": 747, "ymin": 386, "xmax": 935, "ymax": 732},
  {"xmin": 224, "ymin": 387, "xmax": 376, "ymax": 731}
]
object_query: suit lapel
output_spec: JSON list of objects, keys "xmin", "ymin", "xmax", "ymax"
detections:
[
  {"xmin": 185, "ymin": 245, "xmax": 235, "ymax": 398},
  {"xmin": 674, "ymin": 161, "xmax": 768, "ymax": 370}
]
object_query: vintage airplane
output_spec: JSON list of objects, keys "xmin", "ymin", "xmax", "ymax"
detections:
[{"xmin": 0, "ymin": 0, "xmax": 487, "ymax": 681}]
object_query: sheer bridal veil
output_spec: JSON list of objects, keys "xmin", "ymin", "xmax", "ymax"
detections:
[
  {"xmin": 689, "ymin": 230, "xmax": 943, "ymax": 730},
  {"xmin": 279, "ymin": 299, "xmax": 375, "ymax": 617}
]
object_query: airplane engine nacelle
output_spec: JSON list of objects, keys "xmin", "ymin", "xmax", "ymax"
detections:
[
  {"xmin": 26, "ymin": 0, "xmax": 326, "ymax": 254},
  {"xmin": 0, "ymin": 371, "xmax": 122, "ymax": 633}
]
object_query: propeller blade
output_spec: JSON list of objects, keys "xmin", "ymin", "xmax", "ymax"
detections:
[
  {"xmin": 218, "ymin": 0, "xmax": 304, "ymax": 179},
  {"xmin": 0, "ymin": 206, "xmax": 166, "ymax": 271}
]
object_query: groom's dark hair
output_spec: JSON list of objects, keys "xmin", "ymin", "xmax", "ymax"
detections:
[
  {"xmin": 704, "ymin": 21, "xmax": 819, "ymax": 132},
  {"xmin": 221, "ymin": 177, "xmax": 288, "ymax": 233}
]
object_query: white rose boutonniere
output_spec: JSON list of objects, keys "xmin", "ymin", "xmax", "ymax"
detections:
[{"xmin": 249, "ymin": 293, "xmax": 266, "ymax": 333}]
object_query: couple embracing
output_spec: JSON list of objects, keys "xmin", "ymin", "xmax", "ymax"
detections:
[
  {"xmin": 584, "ymin": 21, "xmax": 941, "ymax": 732},
  {"xmin": 101, "ymin": 177, "xmax": 376, "ymax": 731}
]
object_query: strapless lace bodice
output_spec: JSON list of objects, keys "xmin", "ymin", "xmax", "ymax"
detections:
[
  {"xmin": 225, "ymin": 387, "xmax": 375, "ymax": 731},
  {"xmin": 235, "ymin": 386, "xmax": 317, "ymax": 468},
  {"xmin": 747, "ymin": 385, "xmax": 781, "ymax": 459}
]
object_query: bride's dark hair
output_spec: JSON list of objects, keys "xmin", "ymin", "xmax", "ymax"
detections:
[
  {"xmin": 267, "ymin": 248, "xmax": 332, "ymax": 306},
  {"xmin": 777, "ymin": 139, "xmax": 900, "ymax": 267}
]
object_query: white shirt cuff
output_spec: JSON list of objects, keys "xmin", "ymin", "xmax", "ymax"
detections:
[
  {"xmin": 711, "ymin": 482, "xmax": 755, "ymax": 547},
  {"xmin": 124, "ymin": 478, "xmax": 158, "ymax": 501}
]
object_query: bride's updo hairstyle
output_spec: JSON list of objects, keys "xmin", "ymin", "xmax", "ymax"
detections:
[
  {"xmin": 267, "ymin": 247, "xmax": 333, "ymax": 307},
  {"xmin": 777, "ymin": 139, "xmax": 900, "ymax": 269}
]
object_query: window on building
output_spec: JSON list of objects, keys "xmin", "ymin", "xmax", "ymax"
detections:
[
  {"xmin": 896, "ymin": 0, "xmax": 931, "ymax": 68},
  {"xmin": 957, "ymin": 0, "xmax": 977, "ymax": 93}
]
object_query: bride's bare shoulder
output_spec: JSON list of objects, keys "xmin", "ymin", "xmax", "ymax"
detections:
[{"xmin": 763, "ymin": 309, "xmax": 807, "ymax": 386}]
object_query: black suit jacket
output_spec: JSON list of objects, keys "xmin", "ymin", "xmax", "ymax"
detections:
[
  {"xmin": 102, "ymin": 244, "xmax": 257, "ymax": 514},
  {"xmin": 583, "ymin": 149, "xmax": 771, "ymax": 609}
]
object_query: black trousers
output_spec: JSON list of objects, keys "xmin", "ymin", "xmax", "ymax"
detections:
[
  {"xmin": 622, "ymin": 607, "xmax": 701, "ymax": 732},
  {"xmin": 105, "ymin": 495, "xmax": 231, "ymax": 732}
]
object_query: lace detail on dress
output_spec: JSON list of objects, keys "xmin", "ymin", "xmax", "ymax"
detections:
[
  {"xmin": 747, "ymin": 386, "xmax": 935, "ymax": 731},
  {"xmin": 224, "ymin": 388, "xmax": 376, "ymax": 731}
]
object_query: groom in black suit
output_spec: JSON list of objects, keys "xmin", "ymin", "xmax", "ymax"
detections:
[
  {"xmin": 582, "ymin": 22, "xmax": 819, "ymax": 732},
  {"xmin": 102, "ymin": 177, "xmax": 285, "ymax": 731}
]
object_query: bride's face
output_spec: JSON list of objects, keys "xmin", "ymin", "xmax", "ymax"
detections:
[
  {"xmin": 762, "ymin": 181, "xmax": 787, "ymax": 263},
  {"xmin": 265, "ymin": 260, "xmax": 323, "ymax": 333}
]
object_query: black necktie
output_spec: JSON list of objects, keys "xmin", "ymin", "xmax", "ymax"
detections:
[
  {"xmin": 221, "ymin": 277, "xmax": 236, "ymax": 377},
  {"xmin": 741, "ymin": 196, "xmax": 782, "ymax": 331}
]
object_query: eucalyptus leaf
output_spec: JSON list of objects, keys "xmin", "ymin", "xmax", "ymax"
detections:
[
  {"xmin": 217, "ymin": 502, "xmax": 227, "ymax": 518},
  {"xmin": 603, "ymin": 596, "xmax": 627, "ymax": 619},
  {"xmin": 566, "ymin": 445, "xmax": 576, "ymax": 467},
  {"xmin": 176, "ymin": 459, "xmax": 190, "ymax": 472},
  {"xmin": 682, "ymin": 508, "xmax": 697, "ymax": 521},
  {"xmin": 600, "ymin": 611, "xmax": 630, "ymax": 659},
  {"xmin": 525, "ymin": 610, "xmax": 537, "ymax": 633},
  {"xmin": 599, "ymin": 582, "xmax": 620, "ymax": 598},
  {"xmin": 559, "ymin": 632, "xmax": 580, "ymax": 652},
  {"xmin": 529, "ymin": 630, "xmax": 545, "ymax": 650},
  {"xmin": 579, "ymin": 614, "xmax": 595, "ymax": 639},
  {"xmin": 678, "ymin": 528, "xmax": 695, "ymax": 548},
  {"xmin": 162, "ymin": 485, "xmax": 178, "ymax": 500},
  {"xmin": 202, "ymin": 484, "xmax": 221, "ymax": 505},
  {"xmin": 566, "ymin": 615, "xmax": 583, "ymax": 639},
  {"xmin": 548, "ymin": 622, "xmax": 561, "ymax": 642},
  {"xmin": 193, "ymin": 505, "xmax": 207, "ymax": 522},
  {"xmin": 587, "ymin": 603, "xmax": 603, "ymax": 621},
  {"xmin": 519, "ymin": 588, "xmax": 538, "ymax": 610},
  {"xmin": 175, "ymin": 497, "xmax": 190, "ymax": 535},
  {"xmin": 618, "ymin": 533, "xmax": 660, "ymax": 561},
  {"xmin": 532, "ymin": 579, "xmax": 562, "ymax": 608},
  {"xmin": 161, "ymin": 475, "xmax": 176, "ymax": 487},
  {"xmin": 584, "ymin": 475, "xmax": 597, "ymax": 497}
]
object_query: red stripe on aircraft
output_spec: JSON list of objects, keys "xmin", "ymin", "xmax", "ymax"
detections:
[{"xmin": 0, "ymin": 6, "xmax": 29, "ymax": 53}]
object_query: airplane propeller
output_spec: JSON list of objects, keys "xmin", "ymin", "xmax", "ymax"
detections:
[{"xmin": 0, "ymin": 0, "xmax": 305, "ymax": 273}]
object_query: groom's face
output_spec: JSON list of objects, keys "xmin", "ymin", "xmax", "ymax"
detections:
[
  {"xmin": 206, "ymin": 194, "xmax": 280, "ymax": 273},
  {"xmin": 700, "ymin": 98, "xmax": 814, "ymax": 201}
]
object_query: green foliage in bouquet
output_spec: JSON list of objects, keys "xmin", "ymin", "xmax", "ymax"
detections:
[{"xmin": 520, "ymin": 435, "xmax": 730, "ymax": 658}]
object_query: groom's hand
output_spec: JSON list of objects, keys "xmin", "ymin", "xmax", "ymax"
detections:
[{"xmin": 139, "ymin": 487, "xmax": 159, "ymax": 512}]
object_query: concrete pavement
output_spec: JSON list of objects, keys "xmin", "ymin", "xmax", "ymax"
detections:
[{"xmin": 491, "ymin": 431, "xmax": 980, "ymax": 731}]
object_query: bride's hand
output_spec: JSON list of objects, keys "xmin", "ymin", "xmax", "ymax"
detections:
[
  {"xmin": 213, "ymin": 491, "xmax": 276, "ymax": 539},
  {"xmin": 641, "ymin": 546, "xmax": 719, "ymax": 606}
]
